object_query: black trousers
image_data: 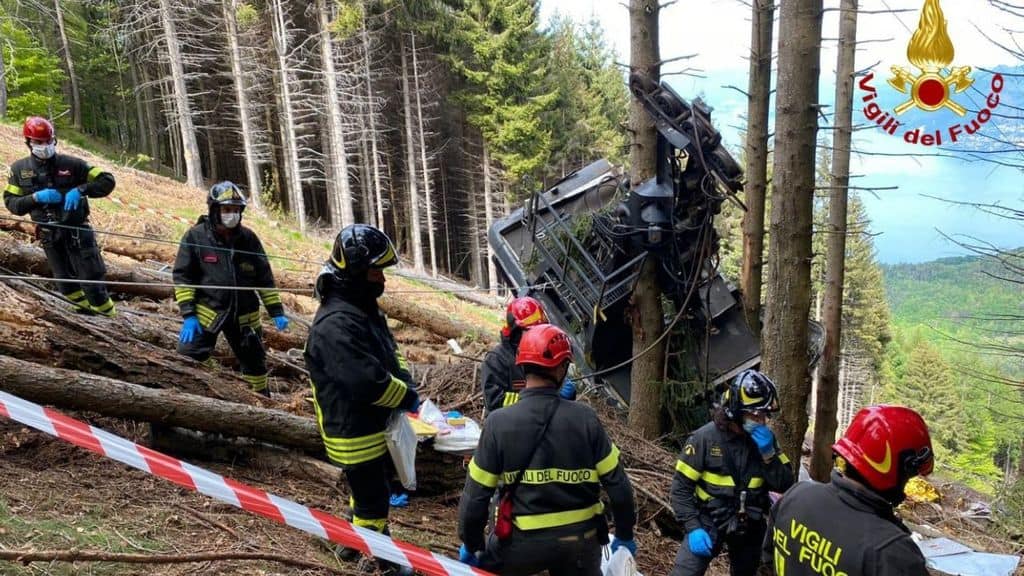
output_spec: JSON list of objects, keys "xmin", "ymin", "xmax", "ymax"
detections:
[
  {"xmin": 343, "ymin": 455, "xmax": 391, "ymax": 532},
  {"xmin": 177, "ymin": 317, "xmax": 269, "ymax": 392},
  {"xmin": 39, "ymin": 223, "xmax": 110, "ymax": 309},
  {"xmin": 671, "ymin": 515, "xmax": 766, "ymax": 576},
  {"xmin": 481, "ymin": 523, "xmax": 603, "ymax": 576}
]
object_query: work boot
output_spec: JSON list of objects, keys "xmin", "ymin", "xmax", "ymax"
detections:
[
  {"xmin": 376, "ymin": 558, "xmax": 414, "ymax": 576},
  {"xmin": 90, "ymin": 298, "xmax": 117, "ymax": 317},
  {"xmin": 320, "ymin": 539, "xmax": 362, "ymax": 563}
]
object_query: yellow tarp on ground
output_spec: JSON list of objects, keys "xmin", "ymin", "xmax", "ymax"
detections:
[
  {"xmin": 407, "ymin": 414, "xmax": 439, "ymax": 437},
  {"xmin": 905, "ymin": 476, "xmax": 941, "ymax": 503}
]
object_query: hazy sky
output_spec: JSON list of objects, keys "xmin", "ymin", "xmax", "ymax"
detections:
[{"xmin": 538, "ymin": 0, "xmax": 1024, "ymax": 264}]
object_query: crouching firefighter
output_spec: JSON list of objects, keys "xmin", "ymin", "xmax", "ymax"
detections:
[
  {"xmin": 458, "ymin": 324, "xmax": 637, "ymax": 575},
  {"xmin": 304, "ymin": 224, "xmax": 420, "ymax": 576},
  {"xmin": 763, "ymin": 405, "xmax": 934, "ymax": 576},
  {"xmin": 4, "ymin": 116, "xmax": 117, "ymax": 316},
  {"xmin": 482, "ymin": 296, "xmax": 576, "ymax": 415},
  {"xmin": 670, "ymin": 369, "xmax": 795, "ymax": 576},
  {"xmin": 173, "ymin": 181, "xmax": 289, "ymax": 397}
]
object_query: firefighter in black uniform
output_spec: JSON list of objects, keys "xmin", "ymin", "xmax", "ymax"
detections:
[
  {"xmin": 481, "ymin": 296, "xmax": 576, "ymax": 415},
  {"xmin": 670, "ymin": 369, "xmax": 794, "ymax": 576},
  {"xmin": 458, "ymin": 323, "xmax": 637, "ymax": 575},
  {"xmin": 762, "ymin": 405, "xmax": 934, "ymax": 576},
  {"xmin": 173, "ymin": 181, "xmax": 288, "ymax": 397},
  {"xmin": 304, "ymin": 224, "xmax": 419, "ymax": 576},
  {"xmin": 4, "ymin": 116, "xmax": 117, "ymax": 316}
]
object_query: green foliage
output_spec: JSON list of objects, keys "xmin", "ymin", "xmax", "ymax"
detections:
[
  {"xmin": 236, "ymin": 2, "xmax": 259, "ymax": 29},
  {"xmin": 330, "ymin": 0, "xmax": 364, "ymax": 39},
  {"xmin": 0, "ymin": 10, "xmax": 67, "ymax": 121}
]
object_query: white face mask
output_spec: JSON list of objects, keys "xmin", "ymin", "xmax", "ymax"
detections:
[
  {"xmin": 742, "ymin": 418, "xmax": 760, "ymax": 434},
  {"xmin": 221, "ymin": 212, "xmax": 241, "ymax": 228},
  {"xmin": 31, "ymin": 143, "xmax": 56, "ymax": 160}
]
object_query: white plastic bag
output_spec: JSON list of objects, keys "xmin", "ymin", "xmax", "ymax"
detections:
[
  {"xmin": 385, "ymin": 410, "xmax": 417, "ymax": 490},
  {"xmin": 601, "ymin": 545, "xmax": 642, "ymax": 576}
]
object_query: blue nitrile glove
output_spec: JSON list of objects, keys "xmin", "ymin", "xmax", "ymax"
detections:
[
  {"xmin": 63, "ymin": 187, "xmax": 81, "ymax": 212},
  {"xmin": 179, "ymin": 315, "xmax": 202, "ymax": 344},
  {"xmin": 559, "ymin": 377, "xmax": 577, "ymax": 400},
  {"xmin": 34, "ymin": 188, "xmax": 61, "ymax": 204},
  {"xmin": 750, "ymin": 424, "xmax": 777, "ymax": 458},
  {"xmin": 688, "ymin": 528, "xmax": 713, "ymax": 557},
  {"xmin": 273, "ymin": 315, "xmax": 289, "ymax": 331},
  {"xmin": 458, "ymin": 544, "xmax": 480, "ymax": 567},
  {"xmin": 389, "ymin": 493, "xmax": 409, "ymax": 508},
  {"xmin": 610, "ymin": 537, "xmax": 637, "ymax": 557}
]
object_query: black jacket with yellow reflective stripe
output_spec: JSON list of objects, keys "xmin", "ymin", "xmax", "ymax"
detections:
[
  {"xmin": 761, "ymin": 470, "xmax": 928, "ymax": 575},
  {"xmin": 481, "ymin": 336, "xmax": 527, "ymax": 414},
  {"xmin": 671, "ymin": 419, "xmax": 794, "ymax": 533},
  {"xmin": 172, "ymin": 217, "xmax": 283, "ymax": 331},
  {"xmin": 5, "ymin": 154, "xmax": 115, "ymax": 225},
  {"xmin": 304, "ymin": 291, "xmax": 418, "ymax": 467},
  {"xmin": 458, "ymin": 388, "xmax": 636, "ymax": 553}
]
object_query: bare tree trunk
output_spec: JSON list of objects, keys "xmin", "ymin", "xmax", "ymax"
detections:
[
  {"xmin": 129, "ymin": 59, "xmax": 148, "ymax": 155},
  {"xmin": 158, "ymin": 0, "xmax": 203, "ymax": 188},
  {"xmin": 482, "ymin": 143, "xmax": 497, "ymax": 291},
  {"xmin": 139, "ymin": 62, "xmax": 160, "ymax": 169},
  {"xmin": 467, "ymin": 169, "xmax": 483, "ymax": 286},
  {"xmin": 399, "ymin": 34, "xmax": 424, "ymax": 272},
  {"xmin": 626, "ymin": 0, "xmax": 663, "ymax": 440},
  {"xmin": 317, "ymin": 0, "xmax": 354, "ymax": 227},
  {"xmin": 223, "ymin": 0, "xmax": 262, "ymax": 206},
  {"xmin": 811, "ymin": 0, "xmax": 857, "ymax": 482},
  {"xmin": 411, "ymin": 33, "xmax": 438, "ymax": 277},
  {"xmin": 762, "ymin": 0, "xmax": 823, "ymax": 465},
  {"xmin": 269, "ymin": 0, "xmax": 306, "ymax": 230},
  {"xmin": 741, "ymin": 0, "xmax": 774, "ymax": 334},
  {"xmin": 359, "ymin": 135, "xmax": 375, "ymax": 226},
  {"xmin": 361, "ymin": 15, "xmax": 385, "ymax": 229},
  {"xmin": 53, "ymin": 0, "xmax": 82, "ymax": 130},
  {"xmin": 0, "ymin": 50, "xmax": 7, "ymax": 117}
]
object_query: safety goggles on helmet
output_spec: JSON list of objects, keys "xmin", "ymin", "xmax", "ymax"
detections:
[
  {"xmin": 721, "ymin": 369, "xmax": 780, "ymax": 420},
  {"xmin": 502, "ymin": 296, "xmax": 548, "ymax": 337},
  {"xmin": 329, "ymin": 224, "xmax": 398, "ymax": 274}
]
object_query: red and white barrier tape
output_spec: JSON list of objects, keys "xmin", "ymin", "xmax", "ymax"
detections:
[{"xmin": 0, "ymin": 390, "xmax": 490, "ymax": 576}]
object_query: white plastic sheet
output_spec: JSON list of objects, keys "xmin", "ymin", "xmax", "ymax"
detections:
[
  {"xmin": 417, "ymin": 399, "xmax": 482, "ymax": 455},
  {"xmin": 385, "ymin": 410, "xmax": 417, "ymax": 490},
  {"xmin": 600, "ymin": 546, "xmax": 643, "ymax": 576}
]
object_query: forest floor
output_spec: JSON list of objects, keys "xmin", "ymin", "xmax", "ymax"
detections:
[{"xmin": 0, "ymin": 121, "xmax": 1021, "ymax": 576}]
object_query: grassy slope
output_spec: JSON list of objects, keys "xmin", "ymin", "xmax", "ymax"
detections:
[{"xmin": 0, "ymin": 121, "xmax": 503, "ymax": 334}]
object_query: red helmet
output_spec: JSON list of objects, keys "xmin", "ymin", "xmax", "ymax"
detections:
[
  {"xmin": 23, "ymin": 117, "xmax": 55, "ymax": 142},
  {"xmin": 515, "ymin": 324, "xmax": 572, "ymax": 368},
  {"xmin": 833, "ymin": 405, "xmax": 934, "ymax": 493},
  {"xmin": 502, "ymin": 296, "xmax": 548, "ymax": 337}
]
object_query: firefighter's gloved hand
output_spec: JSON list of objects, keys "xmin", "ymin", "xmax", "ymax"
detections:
[
  {"xmin": 179, "ymin": 315, "xmax": 202, "ymax": 344},
  {"xmin": 611, "ymin": 537, "xmax": 637, "ymax": 557},
  {"xmin": 34, "ymin": 188, "xmax": 61, "ymax": 204},
  {"xmin": 63, "ymin": 188, "xmax": 81, "ymax": 211},
  {"xmin": 458, "ymin": 544, "xmax": 480, "ymax": 567},
  {"xmin": 400, "ymin": 388, "xmax": 420, "ymax": 413},
  {"xmin": 389, "ymin": 493, "xmax": 409, "ymax": 508},
  {"xmin": 687, "ymin": 528, "xmax": 713, "ymax": 557},
  {"xmin": 559, "ymin": 378, "xmax": 577, "ymax": 400},
  {"xmin": 750, "ymin": 424, "xmax": 777, "ymax": 458},
  {"xmin": 272, "ymin": 315, "xmax": 289, "ymax": 331}
]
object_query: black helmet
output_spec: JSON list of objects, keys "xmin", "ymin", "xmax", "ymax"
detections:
[
  {"xmin": 329, "ymin": 224, "xmax": 398, "ymax": 277},
  {"xmin": 721, "ymin": 369, "xmax": 780, "ymax": 420},
  {"xmin": 208, "ymin": 181, "xmax": 247, "ymax": 209}
]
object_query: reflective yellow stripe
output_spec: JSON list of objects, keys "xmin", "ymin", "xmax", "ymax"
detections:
[
  {"xmin": 675, "ymin": 460, "xmax": 701, "ymax": 482},
  {"xmin": 258, "ymin": 289, "xmax": 281, "ymax": 306},
  {"xmin": 372, "ymin": 376, "xmax": 407, "ymax": 408},
  {"xmin": 695, "ymin": 485, "xmax": 712, "ymax": 501},
  {"xmin": 243, "ymin": 373, "xmax": 268, "ymax": 392},
  {"xmin": 174, "ymin": 287, "xmax": 195, "ymax": 304},
  {"xmin": 87, "ymin": 167, "xmax": 103, "ymax": 182},
  {"xmin": 195, "ymin": 304, "xmax": 217, "ymax": 328},
  {"xmin": 66, "ymin": 290, "xmax": 87, "ymax": 303},
  {"xmin": 596, "ymin": 444, "xmax": 620, "ymax": 476},
  {"xmin": 468, "ymin": 458, "xmax": 500, "ymax": 488},
  {"xmin": 396, "ymin": 351, "xmax": 410, "ymax": 372},
  {"xmin": 201, "ymin": 358, "xmax": 219, "ymax": 369},
  {"xmin": 503, "ymin": 392, "xmax": 519, "ymax": 407},
  {"xmin": 749, "ymin": 477, "xmax": 765, "ymax": 489},
  {"xmin": 779, "ymin": 453, "xmax": 791, "ymax": 465},
  {"xmin": 501, "ymin": 468, "xmax": 599, "ymax": 485},
  {"xmin": 514, "ymin": 502, "xmax": 604, "ymax": 531},
  {"xmin": 91, "ymin": 299, "xmax": 116, "ymax": 317},
  {"xmin": 352, "ymin": 515, "xmax": 387, "ymax": 532},
  {"xmin": 3, "ymin": 183, "xmax": 27, "ymax": 196},
  {"xmin": 701, "ymin": 471, "xmax": 735, "ymax": 487},
  {"xmin": 238, "ymin": 311, "xmax": 260, "ymax": 329},
  {"xmin": 310, "ymin": 379, "xmax": 388, "ymax": 465}
]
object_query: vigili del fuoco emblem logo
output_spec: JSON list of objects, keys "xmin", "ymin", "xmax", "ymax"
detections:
[{"xmin": 857, "ymin": 0, "xmax": 1005, "ymax": 146}]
